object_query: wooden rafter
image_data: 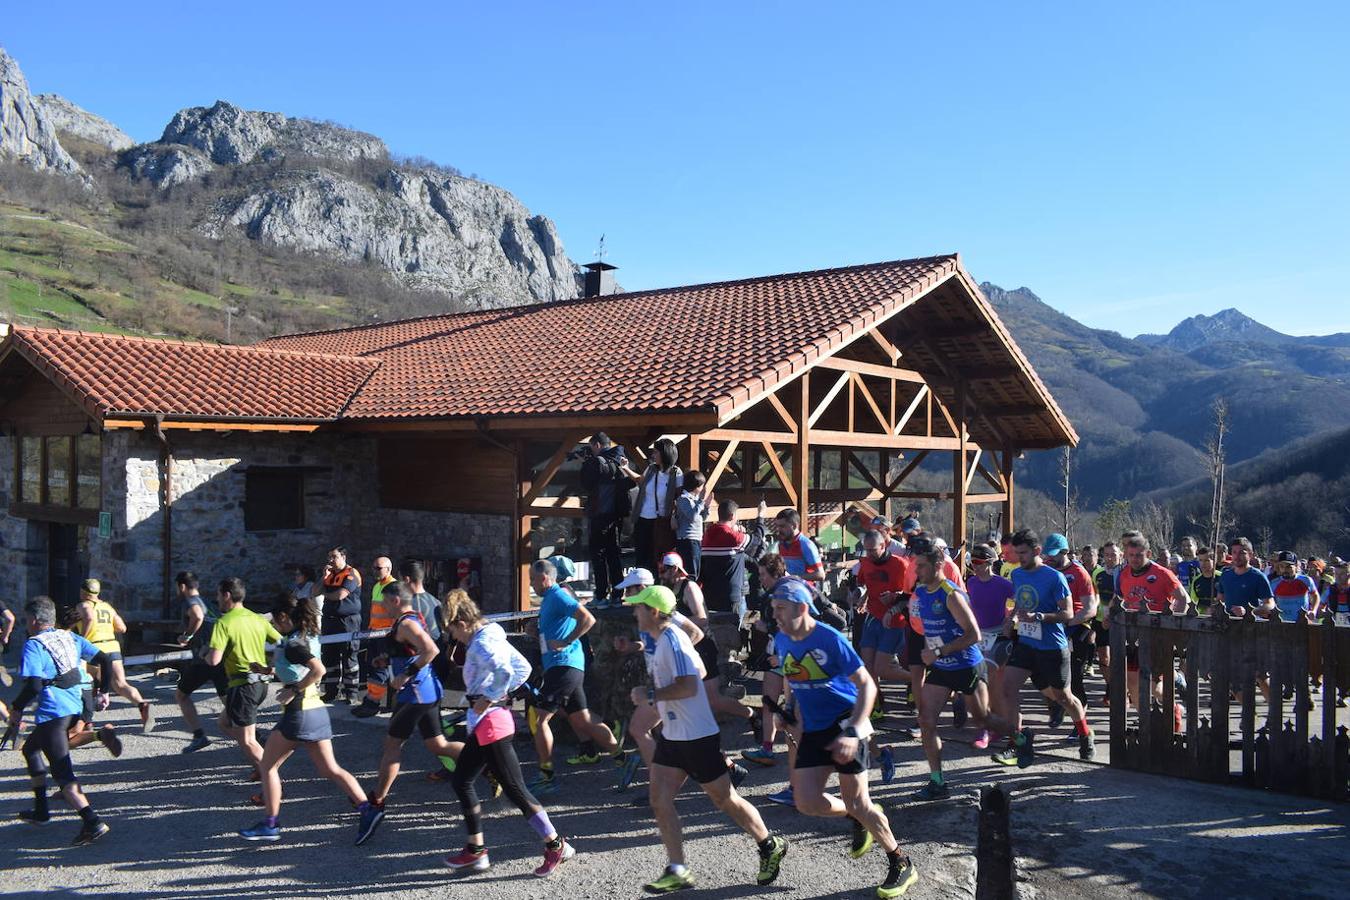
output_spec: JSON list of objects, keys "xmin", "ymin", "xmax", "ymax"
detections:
[
  {"xmin": 704, "ymin": 439, "xmax": 740, "ymax": 492},
  {"xmin": 866, "ymin": 327, "xmax": 900, "ymax": 363},
  {"xmin": 852, "ymin": 373, "xmax": 890, "ymax": 433},
  {"xmin": 808, "ymin": 371, "xmax": 851, "ymax": 428},
  {"xmin": 962, "ymin": 448, "xmax": 983, "ymax": 494},
  {"xmin": 817, "ymin": 358, "xmax": 925, "ymax": 383},
  {"xmin": 847, "ymin": 450, "xmax": 888, "ymax": 496},
  {"xmin": 765, "ymin": 392, "xmax": 799, "ymax": 435},
  {"xmin": 974, "ymin": 458, "xmax": 1005, "ymax": 493},
  {"xmin": 887, "ymin": 450, "xmax": 929, "ymax": 493},
  {"xmin": 521, "ymin": 435, "xmax": 586, "ymax": 505},
  {"xmin": 761, "ymin": 441, "xmax": 797, "ymax": 503},
  {"xmin": 893, "ymin": 385, "xmax": 928, "ymax": 436}
]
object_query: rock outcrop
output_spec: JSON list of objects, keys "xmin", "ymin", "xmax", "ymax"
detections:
[
  {"xmin": 0, "ymin": 47, "xmax": 83, "ymax": 176},
  {"xmin": 34, "ymin": 93, "xmax": 134, "ymax": 151},
  {"xmin": 119, "ymin": 143, "xmax": 215, "ymax": 188},
  {"xmin": 161, "ymin": 100, "xmax": 388, "ymax": 165}
]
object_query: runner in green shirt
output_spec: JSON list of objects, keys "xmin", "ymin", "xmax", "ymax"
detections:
[{"xmin": 205, "ymin": 577, "xmax": 280, "ymax": 783}]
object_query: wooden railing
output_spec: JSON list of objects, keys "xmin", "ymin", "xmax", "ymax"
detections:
[{"xmin": 1107, "ymin": 606, "xmax": 1349, "ymax": 800}]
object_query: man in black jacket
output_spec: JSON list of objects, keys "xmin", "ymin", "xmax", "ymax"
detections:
[{"xmin": 579, "ymin": 433, "xmax": 631, "ymax": 604}]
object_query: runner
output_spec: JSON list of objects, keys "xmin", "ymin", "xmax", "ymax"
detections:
[
  {"xmin": 1093, "ymin": 542, "xmax": 1122, "ymax": 703},
  {"xmin": 204, "ymin": 577, "xmax": 279, "ymax": 780},
  {"xmin": 774, "ymin": 509, "xmax": 826, "ymax": 585},
  {"xmin": 1116, "ymin": 534, "xmax": 1190, "ymax": 723},
  {"xmin": 620, "ymin": 584, "xmax": 787, "ymax": 893},
  {"xmin": 60, "ymin": 606, "xmax": 122, "ymax": 760},
  {"xmin": 965, "ymin": 543, "xmax": 1013, "ymax": 749},
  {"xmin": 770, "ymin": 578, "xmax": 919, "ymax": 899},
  {"xmin": 238, "ymin": 594, "xmax": 381, "ymax": 843},
  {"xmin": 353, "ymin": 556, "xmax": 398, "ymax": 718},
  {"xmin": 318, "ymin": 547, "xmax": 362, "ymax": 704},
  {"xmin": 3, "ymin": 596, "xmax": 116, "ymax": 844},
  {"xmin": 1189, "ymin": 549, "xmax": 1221, "ymax": 616},
  {"xmin": 1042, "ymin": 534, "xmax": 1099, "ymax": 725},
  {"xmin": 528, "ymin": 558, "xmax": 624, "ymax": 796},
  {"xmin": 173, "ymin": 571, "xmax": 227, "ymax": 753},
  {"xmin": 1217, "ymin": 538, "xmax": 1275, "ymax": 619},
  {"xmin": 742, "ymin": 554, "xmax": 803, "ymax": 810},
  {"xmin": 991, "ymin": 529, "xmax": 1096, "ymax": 767},
  {"xmin": 1269, "ymin": 551, "xmax": 1320, "ymax": 622},
  {"xmin": 851, "ymin": 530, "xmax": 913, "ymax": 780},
  {"xmin": 442, "ymin": 591, "xmax": 577, "ymax": 877},
  {"xmin": 910, "ymin": 546, "xmax": 999, "ymax": 800},
  {"xmin": 659, "ymin": 551, "xmax": 759, "ymax": 733},
  {"xmin": 74, "ymin": 579, "xmax": 153, "ymax": 733},
  {"xmin": 1175, "ymin": 537, "xmax": 1201, "ymax": 587}
]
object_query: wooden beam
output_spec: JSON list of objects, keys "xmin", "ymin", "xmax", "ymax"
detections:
[
  {"xmin": 968, "ymin": 492, "xmax": 1008, "ymax": 505},
  {"xmin": 102, "ymin": 418, "xmax": 322, "ymax": 433},
  {"xmin": 808, "ymin": 371, "xmax": 850, "ymax": 429},
  {"xmin": 528, "ymin": 496, "xmax": 586, "ymax": 510},
  {"xmin": 931, "ymin": 393, "xmax": 960, "ymax": 438},
  {"xmin": 514, "ymin": 439, "xmax": 531, "ymax": 612},
  {"xmin": 765, "ymin": 392, "xmax": 799, "ymax": 435},
  {"xmin": 760, "ymin": 441, "xmax": 797, "ymax": 504},
  {"xmin": 974, "ymin": 458, "xmax": 1005, "ymax": 493},
  {"xmin": 703, "ymin": 439, "xmax": 740, "ymax": 493},
  {"xmin": 342, "ymin": 411, "xmax": 718, "ymax": 434},
  {"xmin": 963, "ymin": 448, "xmax": 983, "ymax": 495},
  {"xmin": 1001, "ymin": 446, "xmax": 1016, "ymax": 533},
  {"xmin": 817, "ymin": 358, "xmax": 926, "ymax": 383},
  {"xmin": 809, "ymin": 430, "xmax": 974, "ymax": 451},
  {"xmin": 893, "ymin": 385, "xmax": 928, "ymax": 436},
  {"xmin": 847, "ymin": 450, "xmax": 888, "ymax": 496},
  {"xmin": 852, "ymin": 373, "xmax": 891, "ymax": 433},
  {"xmin": 952, "ymin": 378, "xmax": 968, "ymax": 551},
  {"xmin": 521, "ymin": 436, "xmax": 585, "ymax": 505},
  {"xmin": 795, "ymin": 373, "xmax": 811, "ymax": 528},
  {"xmin": 886, "ymin": 450, "xmax": 929, "ymax": 493},
  {"xmin": 702, "ymin": 427, "xmax": 797, "ymax": 445},
  {"xmin": 866, "ymin": 327, "xmax": 901, "ymax": 363},
  {"xmin": 988, "ymin": 404, "xmax": 1053, "ymax": 418}
]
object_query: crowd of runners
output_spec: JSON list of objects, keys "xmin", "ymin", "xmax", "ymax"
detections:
[{"xmin": 1, "ymin": 436, "xmax": 1346, "ymax": 896}]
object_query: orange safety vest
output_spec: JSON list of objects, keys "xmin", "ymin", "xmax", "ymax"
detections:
[{"xmin": 369, "ymin": 578, "xmax": 397, "ymax": 630}]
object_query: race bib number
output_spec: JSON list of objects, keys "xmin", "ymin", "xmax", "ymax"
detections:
[
  {"xmin": 980, "ymin": 632, "xmax": 1000, "ymax": 653},
  {"xmin": 1019, "ymin": 621, "xmax": 1042, "ymax": 641},
  {"xmin": 1335, "ymin": 613, "xmax": 1350, "ymax": 628},
  {"xmin": 924, "ymin": 635, "xmax": 943, "ymax": 650}
]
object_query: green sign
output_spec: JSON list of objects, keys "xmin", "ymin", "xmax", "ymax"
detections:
[{"xmin": 98, "ymin": 511, "xmax": 111, "ymax": 538}]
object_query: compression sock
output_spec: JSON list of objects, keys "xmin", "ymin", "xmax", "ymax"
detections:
[
  {"xmin": 528, "ymin": 810, "xmax": 556, "ymax": 840},
  {"xmin": 930, "ymin": 771, "xmax": 945, "ymax": 785},
  {"xmin": 1074, "ymin": 719, "xmax": 1091, "ymax": 737},
  {"xmin": 33, "ymin": 785, "xmax": 49, "ymax": 818}
]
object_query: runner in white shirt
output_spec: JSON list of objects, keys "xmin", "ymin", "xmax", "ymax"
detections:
[{"xmin": 625, "ymin": 584, "xmax": 788, "ymax": 894}]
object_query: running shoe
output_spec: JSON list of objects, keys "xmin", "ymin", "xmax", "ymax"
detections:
[
  {"xmin": 182, "ymin": 733, "xmax": 210, "ymax": 754},
  {"xmin": 952, "ymin": 696, "xmax": 968, "ymax": 729},
  {"xmin": 97, "ymin": 726, "xmax": 123, "ymax": 758},
  {"xmin": 972, "ymin": 729, "xmax": 990, "ymax": 750},
  {"xmin": 566, "ymin": 750, "xmax": 601, "ymax": 765},
  {"xmin": 528, "ymin": 772, "xmax": 560, "ymax": 796},
  {"xmin": 534, "ymin": 838, "xmax": 575, "ymax": 877},
  {"xmin": 73, "ymin": 820, "xmax": 110, "ymax": 846},
  {"xmin": 240, "ymin": 820, "xmax": 280, "ymax": 841},
  {"xmin": 1015, "ymin": 729, "xmax": 1035, "ymax": 768},
  {"xmin": 139, "ymin": 702, "xmax": 154, "ymax": 734},
  {"xmin": 991, "ymin": 741, "xmax": 1020, "ymax": 767},
  {"xmin": 444, "ymin": 845, "xmax": 491, "ymax": 872},
  {"xmin": 913, "ymin": 780, "xmax": 950, "ymax": 802},
  {"xmin": 728, "ymin": 762, "xmax": 749, "ymax": 788},
  {"xmin": 877, "ymin": 853, "xmax": 919, "ymax": 898},
  {"xmin": 617, "ymin": 749, "xmax": 643, "ymax": 790},
  {"xmin": 1047, "ymin": 703, "xmax": 1064, "ymax": 730},
  {"xmin": 355, "ymin": 801, "xmax": 384, "ymax": 846},
  {"xmin": 878, "ymin": 746, "xmax": 896, "ymax": 784},
  {"xmin": 484, "ymin": 769, "xmax": 504, "ymax": 800},
  {"xmin": 1078, "ymin": 731, "xmax": 1096, "ymax": 761},
  {"xmin": 741, "ymin": 747, "xmax": 776, "ymax": 767},
  {"xmin": 351, "ymin": 698, "xmax": 381, "ymax": 719},
  {"xmin": 849, "ymin": 817, "xmax": 874, "ymax": 858},
  {"xmin": 749, "ymin": 710, "xmax": 764, "ymax": 743},
  {"xmin": 766, "ymin": 786, "xmax": 795, "ymax": 807},
  {"xmin": 756, "ymin": 835, "xmax": 789, "ymax": 886},
  {"xmin": 643, "ymin": 865, "xmax": 695, "ymax": 893},
  {"xmin": 870, "ymin": 705, "xmax": 886, "ymax": 723},
  {"xmin": 18, "ymin": 809, "xmax": 50, "ymax": 826}
]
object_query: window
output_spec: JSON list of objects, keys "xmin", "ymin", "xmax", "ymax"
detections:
[
  {"xmin": 244, "ymin": 467, "xmax": 305, "ymax": 531},
  {"xmin": 12, "ymin": 434, "xmax": 101, "ymax": 520}
]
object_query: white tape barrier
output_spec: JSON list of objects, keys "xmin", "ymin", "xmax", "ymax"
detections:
[{"xmin": 119, "ymin": 608, "xmax": 538, "ymax": 670}]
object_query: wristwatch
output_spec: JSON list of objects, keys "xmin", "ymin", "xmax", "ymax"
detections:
[
  {"xmin": 841, "ymin": 725, "xmax": 859, "ymax": 739},
  {"xmin": 933, "ymin": 646, "xmax": 944, "ymax": 659},
  {"xmin": 646, "ymin": 686, "xmax": 656, "ymax": 703},
  {"xmin": 1034, "ymin": 612, "xmax": 1045, "ymax": 623}
]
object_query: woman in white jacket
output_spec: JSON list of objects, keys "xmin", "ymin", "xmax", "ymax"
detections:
[{"xmin": 441, "ymin": 590, "xmax": 576, "ymax": 879}]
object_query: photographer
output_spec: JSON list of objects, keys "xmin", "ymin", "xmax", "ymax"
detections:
[{"xmin": 577, "ymin": 432, "xmax": 633, "ymax": 604}]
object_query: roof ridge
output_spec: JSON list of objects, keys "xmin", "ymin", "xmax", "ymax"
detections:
[
  {"xmin": 12, "ymin": 325, "xmax": 374, "ymax": 366},
  {"xmin": 260, "ymin": 254, "xmax": 959, "ymax": 344}
]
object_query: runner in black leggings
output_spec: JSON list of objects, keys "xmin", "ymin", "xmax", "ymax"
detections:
[{"xmin": 442, "ymin": 592, "xmax": 575, "ymax": 878}]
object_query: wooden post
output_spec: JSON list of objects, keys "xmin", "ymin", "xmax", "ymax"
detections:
[
  {"xmin": 795, "ymin": 372, "xmax": 811, "ymax": 529},
  {"xmin": 1000, "ymin": 446, "xmax": 1016, "ymax": 534},
  {"xmin": 951, "ymin": 378, "xmax": 967, "ymax": 550},
  {"xmin": 514, "ymin": 439, "xmax": 533, "ymax": 612}
]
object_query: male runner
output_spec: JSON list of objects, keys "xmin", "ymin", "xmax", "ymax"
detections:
[
  {"xmin": 528, "ymin": 558, "xmax": 623, "ymax": 796},
  {"xmin": 851, "ymin": 530, "xmax": 913, "ymax": 780},
  {"xmin": 770, "ymin": 578, "xmax": 918, "ymax": 898},
  {"xmin": 910, "ymin": 546, "xmax": 999, "ymax": 800},
  {"xmin": 1189, "ymin": 548, "xmax": 1220, "ymax": 615},
  {"xmin": 1269, "ymin": 551, "xmax": 1320, "ymax": 622},
  {"xmin": 1116, "ymin": 534, "xmax": 1189, "ymax": 723},
  {"xmin": 75, "ymin": 579, "xmax": 153, "ymax": 732},
  {"xmin": 1042, "ymin": 534, "xmax": 1099, "ymax": 725},
  {"xmin": 4, "ymin": 596, "xmax": 116, "ymax": 844},
  {"xmin": 627, "ymin": 584, "xmax": 788, "ymax": 893},
  {"xmin": 204, "ymin": 577, "xmax": 279, "ymax": 781},
  {"xmin": 991, "ymin": 529, "xmax": 1095, "ymax": 767},
  {"xmin": 361, "ymin": 581, "xmax": 464, "ymax": 842},
  {"xmin": 174, "ymin": 571, "xmax": 227, "ymax": 753}
]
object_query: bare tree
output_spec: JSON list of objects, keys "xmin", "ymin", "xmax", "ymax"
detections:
[
  {"xmin": 1136, "ymin": 499, "xmax": 1175, "ymax": 559},
  {"xmin": 1205, "ymin": 398, "xmax": 1230, "ymax": 551},
  {"xmin": 1057, "ymin": 446, "xmax": 1082, "ymax": 545}
]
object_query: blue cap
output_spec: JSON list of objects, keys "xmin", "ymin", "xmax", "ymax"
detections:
[
  {"xmin": 769, "ymin": 578, "xmax": 816, "ymax": 607},
  {"xmin": 548, "ymin": 555, "xmax": 577, "ymax": 581},
  {"xmin": 1042, "ymin": 533, "xmax": 1070, "ymax": 557}
]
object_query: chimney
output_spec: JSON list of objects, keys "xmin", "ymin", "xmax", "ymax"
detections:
[{"xmin": 582, "ymin": 261, "xmax": 618, "ymax": 298}]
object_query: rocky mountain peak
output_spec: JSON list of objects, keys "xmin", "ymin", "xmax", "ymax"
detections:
[
  {"xmin": 1143, "ymin": 308, "xmax": 1288, "ymax": 349},
  {"xmin": 0, "ymin": 47, "xmax": 84, "ymax": 177},
  {"xmin": 160, "ymin": 100, "xmax": 388, "ymax": 165},
  {"xmin": 34, "ymin": 93, "xmax": 134, "ymax": 151}
]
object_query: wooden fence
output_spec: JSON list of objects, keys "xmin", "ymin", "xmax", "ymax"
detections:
[{"xmin": 1107, "ymin": 605, "xmax": 1350, "ymax": 800}]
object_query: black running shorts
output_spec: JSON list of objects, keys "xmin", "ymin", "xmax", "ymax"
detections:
[
  {"xmin": 223, "ymin": 681, "xmax": 268, "ymax": 727},
  {"xmin": 653, "ymin": 732, "xmax": 727, "ymax": 784},
  {"xmin": 387, "ymin": 700, "xmax": 439, "ymax": 741},
  {"xmin": 924, "ymin": 663, "xmax": 986, "ymax": 696},
  {"xmin": 794, "ymin": 718, "xmax": 869, "ymax": 774},
  {"xmin": 1006, "ymin": 643, "xmax": 1070, "ymax": 691},
  {"xmin": 177, "ymin": 661, "xmax": 228, "ymax": 698},
  {"xmin": 536, "ymin": 665, "xmax": 587, "ymax": 715}
]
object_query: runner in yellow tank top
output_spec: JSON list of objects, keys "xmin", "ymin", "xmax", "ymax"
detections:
[{"xmin": 76, "ymin": 579, "xmax": 154, "ymax": 733}]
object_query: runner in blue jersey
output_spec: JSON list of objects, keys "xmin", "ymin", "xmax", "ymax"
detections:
[
  {"xmin": 991, "ymin": 529, "xmax": 1095, "ymax": 769},
  {"xmin": 769, "ymin": 578, "xmax": 918, "ymax": 898},
  {"xmin": 2, "ymin": 596, "xmax": 116, "ymax": 845},
  {"xmin": 909, "ymin": 547, "xmax": 1007, "ymax": 801}
]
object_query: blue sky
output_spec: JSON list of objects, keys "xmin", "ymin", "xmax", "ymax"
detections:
[{"xmin": 6, "ymin": 2, "xmax": 1348, "ymax": 335}]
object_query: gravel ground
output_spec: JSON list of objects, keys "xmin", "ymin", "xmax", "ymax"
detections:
[{"xmin": 2, "ymin": 670, "xmax": 1347, "ymax": 899}]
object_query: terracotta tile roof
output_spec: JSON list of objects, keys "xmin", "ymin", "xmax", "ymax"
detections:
[
  {"xmin": 260, "ymin": 255, "xmax": 964, "ymax": 421},
  {"xmin": 1, "ymin": 327, "xmax": 378, "ymax": 421}
]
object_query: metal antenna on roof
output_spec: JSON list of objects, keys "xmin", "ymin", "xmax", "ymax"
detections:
[{"xmin": 595, "ymin": 234, "xmax": 606, "ymax": 262}]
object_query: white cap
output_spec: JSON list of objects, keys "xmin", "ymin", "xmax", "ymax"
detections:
[{"xmin": 615, "ymin": 568, "xmax": 655, "ymax": 590}]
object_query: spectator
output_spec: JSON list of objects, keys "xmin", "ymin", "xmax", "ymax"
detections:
[
  {"xmin": 628, "ymin": 438, "xmax": 682, "ymax": 573},
  {"xmin": 353, "ymin": 557, "xmax": 398, "ymax": 719},
  {"xmin": 701, "ymin": 499, "xmax": 750, "ymax": 616},
  {"xmin": 319, "ymin": 548, "xmax": 363, "ymax": 705},
  {"xmin": 579, "ymin": 433, "xmax": 633, "ymax": 604},
  {"xmin": 672, "ymin": 470, "xmax": 712, "ymax": 580},
  {"xmin": 291, "ymin": 565, "xmax": 318, "ymax": 615}
]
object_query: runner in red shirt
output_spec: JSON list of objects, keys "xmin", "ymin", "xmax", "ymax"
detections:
[
  {"xmin": 851, "ymin": 530, "xmax": 913, "ymax": 781},
  {"xmin": 1041, "ymin": 534, "xmax": 1098, "ymax": 727},
  {"xmin": 1114, "ymin": 533, "xmax": 1188, "ymax": 725}
]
